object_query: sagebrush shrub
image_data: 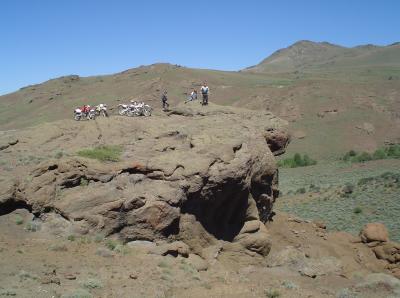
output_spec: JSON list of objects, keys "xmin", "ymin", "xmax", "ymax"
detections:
[{"xmin": 278, "ymin": 153, "xmax": 317, "ymax": 168}]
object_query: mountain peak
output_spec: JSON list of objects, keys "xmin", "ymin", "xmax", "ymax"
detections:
[
  {"xmin": 289, "ymin": 40, "xmax": 343, "ymax": 49},
  {"xmin": 292, "ymin": 40, "xmax": 315, "ymax": 46},
  {"xmin": 244, "ymin": 40, "xmax": 400, "ymax": 73}
]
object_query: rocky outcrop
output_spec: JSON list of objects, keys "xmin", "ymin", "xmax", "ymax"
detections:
[
  {"xmin": 360, "ymin": 223, "xmax": 400, "ymax": 279},
  {"xmin": 0, "ymin": 102, "xmax": 289, "ymax": 257}
]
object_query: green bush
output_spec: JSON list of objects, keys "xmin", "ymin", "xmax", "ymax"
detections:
[
  {"xmin": 354, "ymin": 152, "xmax": 372, "ymax": 162},
  {"xmin": 293, "ymin": 153, "xmax": 302, "ymax": 166},
  {"xmin": 343, "ymin": 183, "xmax": 354, "ymax": 194},
  {"xmin": 353, "ymin": 206, "xmax": 362, "ymax": 214},
  {"xmin": 265, "ymin": 289, "xmax": 281, "ymax": 298},
  {"xmin": 80, "ymin": 278, "xmax": 103, "ymax": 289},
  {"xmin": 373, "ymin": 148, "xmax": 387, "ymax": 160},
  {"xmin": 15, "ymin": 215, "xmax": 24, "ymax": 225},
  {"xmin": 282, "ymin": 280, "xmax": 298, "ymax": 289},
  {"xmin": 386, "ymin": 144, "xmax": 400, "ymax": 158},
  {"xmin": 25, "ymin": 221, "xmax": 41, "ymax": 232},
  {"xmin": 295, "ymin": 187, "xmax": 306, "ymax": 194},
  {"xmin": 94, "ymin": 233, "xmax": 104, "ymax": 243},
  {"xmin": 342, "ymin": 145, "xmax": 400, "ymax": 163},
  {"xmin": 77, "ymin": 145, "xmax": 122, "ymax": 162},
  {"xmin": 309, "ymin": 184, "xmax": 321, "ymax": 193},
  {"xmin": 78, "ymin": 236, "xmax": 92, "ymax": 244},
  {"xmin": 80, "ymin": 178, "xmax": 89, "ymax": 186},
  {"xmin": 278, "ymin": 153, "xmax": 317, "ymax": 168},
  {"xmin": 342, "ymin": 150, "xmax": 357, "ymax": 161},
  {"xmin": 158, "ymin": 260, "xmax": 169, "ymax": 268},
  {"xmin": 67, "ymin": 235, "xmax": 76, "ymax": 241},
  {"xmin": 105, "ymin": 239, "xmax": 119, "ymax": 251}
]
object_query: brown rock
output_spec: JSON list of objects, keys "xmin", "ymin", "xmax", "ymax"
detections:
[
  {"xmin": 263, "ymin": 128, "xmax": 290, "ymax": 156},
  {"xmin": 129, "ymin": 273, "xmax": 138, "ymax": 279},
  {"xmin": 314, "ymin": 220, "xmax": 326, "ymax": 229},
  {"xmin": 64, "ymin": 273, "xmax": 77, "ymax": 280},
  {"xmin": 360, "ymin": 223, "xmax": 389, "ymax": 243},
  {"xmin": 392, "ymin": 268, "xmax": 400, "ymax": 279},
  {"xmin": 200, "ymin": 243, "xmax": 223, "ymax": 264},
  {"xmin": 292, "ymin": 130, "xmax": 307, "ymax": 139},
  {"xmin": 149, "ymin": 241, "xmax": 190, "ymax": 257},
  {"xmin": 239, "ymin": 220, "xmax": 261, "ymax": 234},
  {"xmin": 372, "ymin": 241, "xmax": 400, "ymax": 264},
  {"xmin": 41, "ymin": 276, "xmax": 61, "ymax": 285}
]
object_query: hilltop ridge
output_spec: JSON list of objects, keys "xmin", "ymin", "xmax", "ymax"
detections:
[{"xmin": 245, "ymin": 40, "xmax": 400, "ymax": 73}]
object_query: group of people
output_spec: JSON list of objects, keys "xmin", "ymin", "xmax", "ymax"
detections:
[{"xmin": 161, "ymin": 82, "xmax": 210, "ymax": 110}]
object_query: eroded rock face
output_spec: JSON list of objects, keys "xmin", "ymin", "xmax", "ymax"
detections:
[{"xmin": 0, "ymin": 102, "xmax": 289, "ymax": 256}]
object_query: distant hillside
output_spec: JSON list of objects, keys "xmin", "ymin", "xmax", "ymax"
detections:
[{"xmin": 244, "ymin": 40, "xmax": 400, "ymax": 73}]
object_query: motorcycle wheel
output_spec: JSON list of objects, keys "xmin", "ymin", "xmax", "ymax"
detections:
[
  {"xmin": 74, "ymin": 114, "xmax": 81, "ymax": 121},
  {"xmin": 118, "ymin": 107, "xmax": 126, "ymax": 116},
  {"xmin": 143, "ymin": 107, "xmax": 152, "ymax": 117}
]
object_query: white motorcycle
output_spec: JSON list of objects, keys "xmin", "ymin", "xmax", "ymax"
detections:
[
  {"xmin": 118, "ymin": 101, "xmax": 152, "ymax": 117},
  {"xmin": 74, "ymin": 106, "xmax": 96, "ymax": 121},
  {"xmin": 95, "ymin": 104, "xmax": 109, "ymax": 117}
]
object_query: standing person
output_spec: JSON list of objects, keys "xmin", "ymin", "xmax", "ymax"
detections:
[
  {"xmin": 161, "ymin": 90, "xmax": 169, "ymax": 111},
  {"xmin": 200, "ymin": 82, "xmax": 209, "ymax": 105}
]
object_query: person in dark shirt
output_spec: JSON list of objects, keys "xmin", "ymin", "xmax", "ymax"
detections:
[{"xmin": 161, "ymin": 90, "xmax": 169, "ymax": 111}]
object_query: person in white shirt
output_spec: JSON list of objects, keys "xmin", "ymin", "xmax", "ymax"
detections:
[
  {"xmin": 185, "ymin": 89, "xmax": 198, "ymax": 104},
  {"xmin": 190, "ymin": 89, "xmax": 198, "ymax": 101},
  {"xmin": 200, "ymin": 82, "xmax": 209, "ymax": 105}
]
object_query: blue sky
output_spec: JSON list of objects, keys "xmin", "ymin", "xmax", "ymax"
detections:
[{"xmin": 1, "ymin": 0, "xmax": 399, "ymax": 95}]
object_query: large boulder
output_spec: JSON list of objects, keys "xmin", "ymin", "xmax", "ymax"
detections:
[
  {"xmin": 360, "ymin": 223, "xmax": 389, "ymax": 243},
  {"xmin": 0, "ymin": 102, "xmax": 289, "ymax": 256}
]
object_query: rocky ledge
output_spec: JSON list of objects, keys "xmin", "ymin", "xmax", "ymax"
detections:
[{"xmin": 0, "ymin": 102, "xmax": 289, "ymax": 257}]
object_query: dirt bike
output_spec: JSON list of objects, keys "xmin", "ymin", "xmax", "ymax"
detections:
[
  {"xmin": 118, "ymin": 101, "xmax": 152, "ymax": 117},
  {"xmin": 117, "ymin": 104, "xmax": 132, "ymax": 116},
  {"xmin": 74, "ymin": 106, "xmax": 96, "ymax": 121},
  {"xmin": 95, "ymin": 104, "xmax": 109, "ymax": 117}
]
